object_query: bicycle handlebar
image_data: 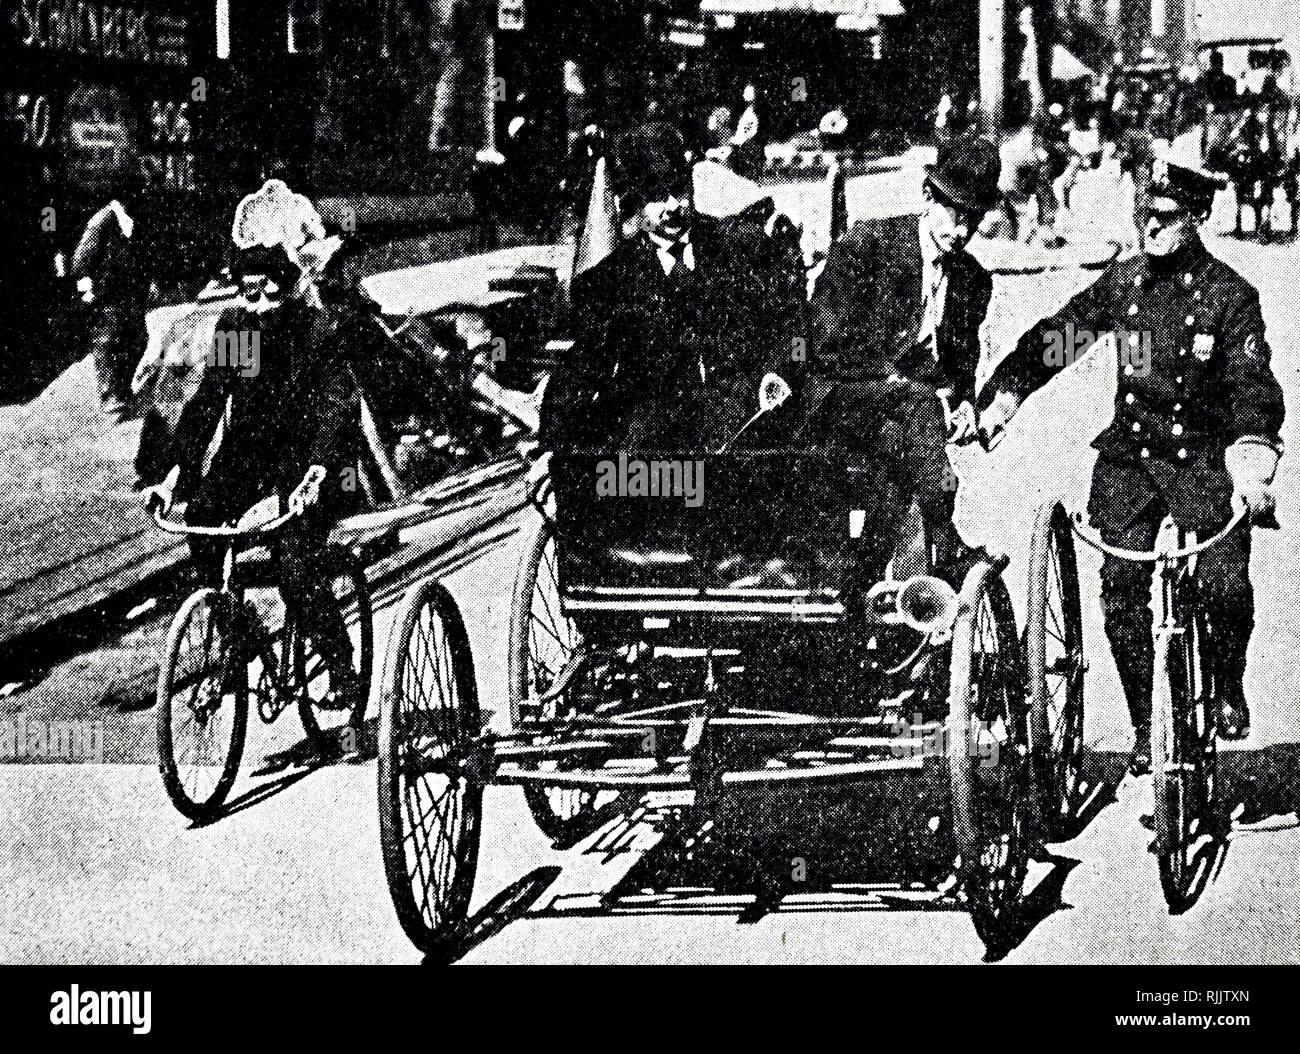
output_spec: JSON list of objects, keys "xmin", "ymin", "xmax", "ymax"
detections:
[
  {"xmin": 1067, "ymin": 506, "xmax": 1248, "ymax": 562},
  {"xmin": 151, "ymin": 505, "xmax": 300, "ymax": 538}
]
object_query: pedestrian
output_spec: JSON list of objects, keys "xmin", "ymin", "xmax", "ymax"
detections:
[
  {"xmin": 70, "ymin": 168, "xmax": 151, "ymax": 419},
  {"xmin": 978, "ymin": 156, "xmax": 1284, "ymax": 773}
]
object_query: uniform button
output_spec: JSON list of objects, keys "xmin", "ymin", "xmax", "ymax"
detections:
[
  {"xmin": 1141, "ymin": 448, "xmax": 1150, "ymax": 458},
  {"xmin": 1129, "ymin": 333, "xmax": 1142, "ymax": 345},
  {"xmin": 1134, "ymin": 275, "xmax": 1143, "ymax": 287},
  {"xmin": 1125, "ymin": 392, "xmax": 1135, "ymax": 404},
  {"xmin": 1194, "ymin": 290, "xmax": 1202, "ymax": 301},
  {"xmin": 1172, "ymin": 424, "xmax": 1184, "ymax": 435},
  {"xmin": 1176, "ymin": 376, "xmax": 1184, "ymax": 384},
  {"xmin": 1178, "ymin": 448, "xmax": 1188, "ymax": 459},
  {"xmin": 1132, "ymin": 421, "xmax": 1141, "ymax": 432},
  {"xmin": 1179, "ymin": 348, "xmax": 1187, "ymax": 356},
  {"xmin": 1128, "ymin": 304, "xmax": 1139, "ymax": 316},
  {"xmin": 1174, "ymin": 403, "xmax": 1182, "ymax": 411},
  {"xmin": 1124, "ymin": 363, "xmax": 1135, "ymax": 376},
  {"xmin": 1186, "ymin": 315, "xmax": 1195, "ymax": 326},
  {"xmin": 1184, "ymin": 273, "xmax": 1194, "ymax": 284}
]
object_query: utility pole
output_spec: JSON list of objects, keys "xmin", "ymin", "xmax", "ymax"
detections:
[{"xmin": 979, "ymin": 0, "xmax": 1006, "ymax": 132}]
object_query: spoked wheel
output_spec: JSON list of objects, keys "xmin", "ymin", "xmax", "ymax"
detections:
[
  {"xmin": 1152, "ymin": 607, "xmax": 1222, "ymax": 914},
  {"xmin": 948, "ymin": 562, "xmax": 1033, "ymax": 952},
  {"xmin": 1027, "ymin": 501, "xmax": 1087, "ymax": 838},
  {"xmin": 509, "ymin": 514, "xmax": 611, "ymax": 844},
  {"xmin": 157, "ymin": 588, "xmax": 250, "ymax": 822},
  {"xmin": 297, "ymin": 548, "xmax": 373, "ymax": 743},
  {"xmin": 378, "ymin": 579, "xmax": 484, "ymax": 955}
]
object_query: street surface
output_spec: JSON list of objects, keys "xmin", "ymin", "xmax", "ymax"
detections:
[{"xmin": 3, "ymin": 164, "xmax": 1299, "ymax": 963}]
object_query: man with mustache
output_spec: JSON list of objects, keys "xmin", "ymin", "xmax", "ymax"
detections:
[{"xmin": 977, "ymin": 156, "xmax": 1284, "ymax": 774}]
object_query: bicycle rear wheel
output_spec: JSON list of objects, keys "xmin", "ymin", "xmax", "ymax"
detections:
[
  {"xmin": 1152, "ymin": 608, "xmax": 1221, "ymax": 914},
  {"xmin": 157, "ymin": 588, "xmax": 250, "ymax": 822},
  {"xmin": 298, "ymin": 547, "xmax": 373, "ymax": 743}
]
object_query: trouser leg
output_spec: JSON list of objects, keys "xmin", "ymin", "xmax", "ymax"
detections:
[
  {"xmin": 1098, "ymin": 510, "xmax": 1163, "ymax": 735},
  {"xmin": 1195, "ymin": 522, "xmax": 1254, "ymax": 702},
  {"xmin": 278, "ymin": 508, "xmax": 357, "ymax": 692}
]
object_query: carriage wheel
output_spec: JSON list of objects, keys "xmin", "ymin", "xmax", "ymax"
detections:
[
  {"xmin": 1027, "ymin": 501, "xmax": 1087, "ymax": 837},
  {"xmin": 378, "ymin": 579, "xmax": 484, "ymax": 954},
  {"xmin": 157, "ymin": 588, "xmax": 250, "ymax": 822},
  {"xmin": 509, "ymin": 514, "xmax": 610, "ymax": 843},
  {"xmin": 297, "ymin": 548, "xmax": 373, "ymax": 744},
  {"xmin": 948, "ymin": 562, "xmax": 1032, "ymax": 951},
  {"xmin": 1152, "ymin": 608, "xmax": 1221, "ymax": 914}
]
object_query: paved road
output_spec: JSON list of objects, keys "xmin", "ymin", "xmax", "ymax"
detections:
[{"xmin": 3, "ymin": 168, "xmax": 1299, "ymax": 964}]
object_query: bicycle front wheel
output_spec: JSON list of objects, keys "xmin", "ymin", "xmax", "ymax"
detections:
[
  {"xmin": 1152, "ymin": 609, "xmax": 1221, "ymax": 914},
  {"xmin": 157, "ymin": 588, "xmax": 250, "ymax": 822}
]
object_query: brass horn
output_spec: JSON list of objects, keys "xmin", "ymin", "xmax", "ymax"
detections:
[{"xmin": 895, "ymin": 576, "xmax": 959, "ymax": 635}]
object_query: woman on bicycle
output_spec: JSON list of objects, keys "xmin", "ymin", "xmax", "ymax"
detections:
[{"xmin": 139, "ymin": 181, "xmax": 363, "ymax": 711}]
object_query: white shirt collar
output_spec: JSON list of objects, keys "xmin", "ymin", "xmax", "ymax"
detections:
[{"xmin": 647, "ymin": 230, "xmax": 695, "ymax": 275}]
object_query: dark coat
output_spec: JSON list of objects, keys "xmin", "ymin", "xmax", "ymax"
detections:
[
  {"xmin": 543, "ymin": 211, "xmax": 806, "ymax": 452},
  {"xmin": 979, "ymin": 234, "xmax": 1285, "ymax": 530},
  {"xmin": 809, "ymin": 213, "xmax": 993, "ymax": 406},
  {"xmin": 135, "ymin": 298, "xmax": 360, "ymax": 504}
]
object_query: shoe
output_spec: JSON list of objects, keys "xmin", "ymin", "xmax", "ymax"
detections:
[{"xmin": 1129, "ymin": 725, "xmax": 1151, "ymax": 777}]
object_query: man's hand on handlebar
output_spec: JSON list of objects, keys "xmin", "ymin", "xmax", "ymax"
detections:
[
  {"xmin": 976, "ymin": 391, "xmax": 1022, "ymax": 450},
  {"xmin": 1234, "ymin": 485, "xmax": 1279, "ymax": 529},
  {"xmin": 143, "ymin": 483, "xmax": 174, "ymax": 517},
  {"xmin": 289, "ymin": 465, "xmax": 329, "ymax": 516},
  {"xmin": 946, "ymin": 399, "xmax": 979, "ymax": 445}
]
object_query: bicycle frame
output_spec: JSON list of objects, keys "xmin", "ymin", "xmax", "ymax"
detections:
[{"xmin": 154, "ymin": 504, "xmax": 308, "ymax": 724}]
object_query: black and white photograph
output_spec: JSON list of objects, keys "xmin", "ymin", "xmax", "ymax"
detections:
[{"xmin": 0, "ymin": 0, "xmax": 1297, "ymax": 1017}]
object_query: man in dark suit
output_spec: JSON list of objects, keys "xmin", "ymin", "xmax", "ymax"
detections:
[
  {"xmin": 809, "ymin": 135, "xmax": 1001, "ymax": 443},
  {"xmin": 543, "ymin": 121, "xmax": 805, "ymax": 454},
  {"xmin": 794, "ymin": 137, "xmax": 1002, "ymax": 564}
]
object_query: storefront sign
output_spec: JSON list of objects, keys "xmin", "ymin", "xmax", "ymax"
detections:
[{"xmin": 7, "ymin": 1, "xmax": 190, "ymax": 67}]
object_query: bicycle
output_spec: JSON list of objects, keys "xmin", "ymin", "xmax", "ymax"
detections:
[
  {"xmin": 1068, "ymin": 506, "xmax": 1247, "ymax": 913},
  {"xmin": 151, "ymin": 493, "xmax": 373, "ymax": 822}
]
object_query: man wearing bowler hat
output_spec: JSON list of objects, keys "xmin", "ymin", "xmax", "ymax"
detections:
[
  {"xmin": 543, "ymin": 121, "xmax": 804, "ymax": 453},
  {"xmin": 790, "ymin": 136, "xmax": 1002, "ymax": 575},
  {"xmin": 977, "ymin": 155, "xmax": 1284, "ymax": 774},
  {"xmin": 809, "ymin": 134, "xmax": 1003, "ymax": 445}
]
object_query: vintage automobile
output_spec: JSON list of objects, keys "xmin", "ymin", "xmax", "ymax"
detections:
[{"xmin": 374, "ymin": 377, "xmax": 1088, "ymax": 957}]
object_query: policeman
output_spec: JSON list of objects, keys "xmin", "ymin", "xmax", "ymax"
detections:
[{"xmin": 977, "ymin": 157, "xmax": 1284, "ymax": 775}]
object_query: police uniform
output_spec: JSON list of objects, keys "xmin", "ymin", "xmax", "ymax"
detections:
[{"xmin": 979, "ymin": 191, "xmax": 1284, "ymax": 741}]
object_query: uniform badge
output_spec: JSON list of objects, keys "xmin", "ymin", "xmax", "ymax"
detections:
[{"xmin": 1192, "ymin": 333, "xmax": 1215, "ymax": 361}]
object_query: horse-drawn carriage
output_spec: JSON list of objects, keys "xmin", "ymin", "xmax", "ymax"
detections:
[{"xmin": 374, "ymin": 418, "xmax": 1089, "ymax": 955}]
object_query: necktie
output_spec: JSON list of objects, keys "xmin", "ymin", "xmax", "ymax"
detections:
[
  {"xmin": 918, "ymin": 258, "xmax": 946, "ymax": 357},
  {"xmin": 666, "ymin": 239, "xmax": 690, "ymax": 281}
]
